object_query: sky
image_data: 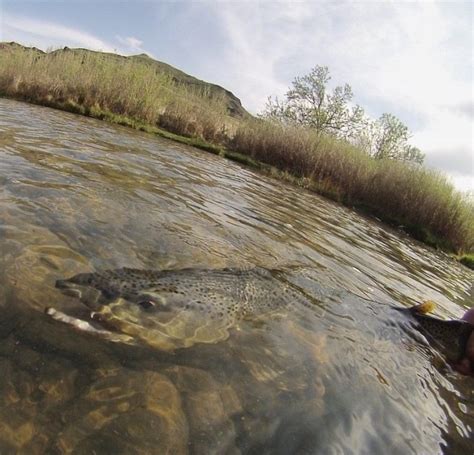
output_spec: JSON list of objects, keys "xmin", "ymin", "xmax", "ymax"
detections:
[{"xmin": 1, "ymin": 1, "xmax": 472, "ymax": 192}]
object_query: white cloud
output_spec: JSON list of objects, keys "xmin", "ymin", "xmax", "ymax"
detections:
[
  {"xmin": 2, "ymin": 13, "xmax": 117, "ymax": 52},
  {"xmin": 449, "ymin": 175, "xmax": 474, "ymax": 194},
  {"xmin": 413, "ymin": 108, "xmax": 473, "ymax": 168},
  {"xmin": 210, "ymin": 2, "xmax": 473, "ymax": 192},
  {"xmin": 120, "ymin": 36, "xmax": 143, "ymax": 49},
  {"xmin": 115, "ymin": 35, "xmax": 153, "ymax": 57},
  {"xmin": 2, "ymin": 13, "xmax": 155, "ymax": 58},
  {"xmin": 208, "ymin": 3, "xmax": 304, "ymax": 114}
]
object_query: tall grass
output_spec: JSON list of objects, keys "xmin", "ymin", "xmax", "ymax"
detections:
[
  {"xmin": 0, "ymin": 46, "xmax": 233, "ymax": 142},
  {"xmin": 1, "ymin": 44, "xmax": 472, "ymax": 254},
  {"xmin": 230, "ymin": 120, "xmax": 474, "ymax": 253}
]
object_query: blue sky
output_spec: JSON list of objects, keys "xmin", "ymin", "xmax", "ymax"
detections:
[{"xmin": 1, "ymin": 1, "xmax": 472, "ymax": 192}]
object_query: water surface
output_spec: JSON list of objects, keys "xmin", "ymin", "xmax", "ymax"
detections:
[{"xmin": 0, "ymin": 98, "xmax": 472, "ymax": 454}]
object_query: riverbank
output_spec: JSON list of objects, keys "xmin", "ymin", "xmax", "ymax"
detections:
[{"xmin": 1, "ymin": 43, "xmax": 472, "ymax": 264}]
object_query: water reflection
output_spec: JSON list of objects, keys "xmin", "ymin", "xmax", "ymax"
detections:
[{"xmin": 0, "ymin": 98, "xmax": 472, "ymax": 453}]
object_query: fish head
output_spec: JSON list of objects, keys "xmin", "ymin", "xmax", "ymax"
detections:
[{"xmin": 54, "ymin": 268, "xmax": 237, "ymax": 350}]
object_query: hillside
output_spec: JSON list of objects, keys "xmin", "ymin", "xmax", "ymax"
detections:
[{"xmin": 0, "ymin": 41, "xmax": 249, "ymax": 118}]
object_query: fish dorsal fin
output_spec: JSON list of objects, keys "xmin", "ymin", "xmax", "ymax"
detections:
[{"xmin": 410, "ymin": 300, "xmax": 436, "ymax": 315}]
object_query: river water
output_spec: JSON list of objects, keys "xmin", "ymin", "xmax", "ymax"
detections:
[{"xmin": 0, "ymin": 98, "xmax": 472, "ymax": 454}]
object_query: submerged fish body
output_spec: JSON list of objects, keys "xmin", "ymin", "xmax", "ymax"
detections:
[
  {"xmin": 54, "ymin": 267, "xmax": 474, "ymax": 359},
  {"xmin": 398, "ymin": 303, "xmax": 474, "ymax": 362},
  {"xmin": 53, "ymin": 267, "xmax": 304, "ymax": 350},
  {"xmin": 56, "ymin": 267, "xmax": 294, "ymax": 315}
]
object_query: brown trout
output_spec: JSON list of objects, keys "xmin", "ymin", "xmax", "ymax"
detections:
[{"xmin": 51, "ymin": 267, "xmax": 308, "ymax": 350}]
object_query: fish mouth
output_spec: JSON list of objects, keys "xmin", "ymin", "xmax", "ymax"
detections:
[
  {"xmin": 55, "ymin": 279, "xmax": 82, "ymax": 298},
  {"xmin": 55, "ymin": 278, "xmax": 103, "ymax": 309},
  {"xmin": 56, "ymin": 279, "xmax": 75, "ymax": 289}
]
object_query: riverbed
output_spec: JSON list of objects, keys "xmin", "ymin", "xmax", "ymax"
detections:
[{"xmin": 0, "ymin": 98, "xmax": 472, "ymax": 454}]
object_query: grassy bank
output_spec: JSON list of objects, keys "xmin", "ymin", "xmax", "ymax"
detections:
[
  {"xmin": 458, "ymin": 254, "xmax": 474, "ymax": 270},
  {"xmin": 0, "ymin": 43, "xmax": 240, "ymax": 143},
  {"xmin": 1, "ymin": 43, "xmax": 473, "ymax": 260},
  {"xmin": 230, "ymin": 121, "xmax": 474, "ymax": 254}
]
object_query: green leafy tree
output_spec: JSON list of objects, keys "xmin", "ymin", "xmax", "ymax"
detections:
[
  {"xmin": 263, "ymin": 66, "xmax": 424, "ymax": 165},
  {"xmin": 371, "ymin": 113, "xmax": 425, "ymax": 164},
  {"xmin": 262, "ymin": 66, "xmax": 365, "ymax": 140},
  {"xmin": 401, "ymin": 144, "xmax": 425, "ymax": 165}
]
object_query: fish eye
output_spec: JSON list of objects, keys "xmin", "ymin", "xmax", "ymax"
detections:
[
  {"xmin": 138, "ymin": 300, "xmax": 156, "ymax": 310},
  {"xmin": 102, "ymin": 289, "xmax": 117, "ymax": 299}
]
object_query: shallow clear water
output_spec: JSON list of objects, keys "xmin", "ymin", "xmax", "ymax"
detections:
[{"xmin": 0, "ymin": 98, "xmax": 472, "ymax": 454}]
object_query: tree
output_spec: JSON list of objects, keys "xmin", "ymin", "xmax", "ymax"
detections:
[
  {"xmin": 401, "ymin": 144, "xmax": 425, "ymax": 165},
  {"xmin": 261, "ymin": 66, "xmax": 365, "ymax": 140},
  {"xmin": 370, "ymin": 113, "xmax": 424, "ymax": 164},
  {"xmin": 262, "ymin": 66, "xmax": 425, "ymax": 165}
]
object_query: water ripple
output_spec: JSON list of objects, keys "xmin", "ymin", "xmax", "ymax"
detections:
[{"xmin": 0, "ymin": 98, "xmax": 472, "ymax": 453}]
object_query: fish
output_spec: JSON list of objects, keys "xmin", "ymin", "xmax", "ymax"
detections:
[
  {"xmin": 51, "ymin": 267, "xmax": 308, "ymax": 350},
  {"xmin": 55, "ymin": 267, "xmax": 299, "ymax": 314},
  {"xmin": 52, "ymin": 267, "xmax": 474, "ymax": 359},
  {"xmin": 396, "ymin": 301, "xmax": 474, "ymax": 363}
]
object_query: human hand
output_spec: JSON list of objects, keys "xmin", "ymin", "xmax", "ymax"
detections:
[{"xmin": 453, "ymin": 308, "xmax": 474, "ymax": 376}]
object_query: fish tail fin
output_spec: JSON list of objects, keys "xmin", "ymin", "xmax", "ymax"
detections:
[
  {"xmin": 392, "ymin": 300, "xmax": 437, "ymax": 315},
  {"xmin": 409, "ymin": 300, "xmax": 436, "ymax": 315}
]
